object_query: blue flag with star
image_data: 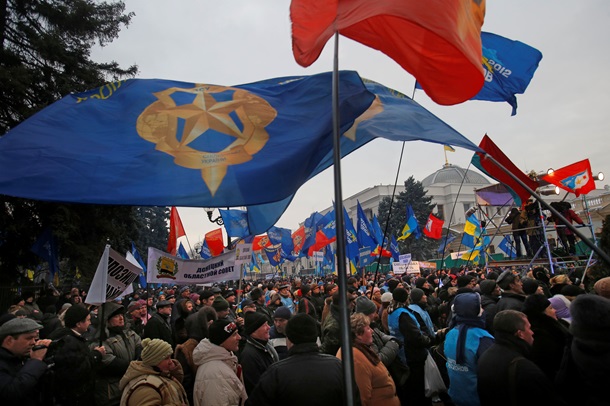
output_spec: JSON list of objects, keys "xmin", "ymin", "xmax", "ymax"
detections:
[{"xmin": 1, "ymin": 73, "xmax": 480, "ymax": 234}]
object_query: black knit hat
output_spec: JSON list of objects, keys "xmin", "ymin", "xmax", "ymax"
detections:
[
  {"xmin": 393, "ymin": 287, "xmax": 409, "ymax": 303},
  {"xmin": 285, "ymin": 313, "xmax": 318, "ymax": 344},
  {"xmin": 410, "ymin": 288, "xmax": 425, "ymax": 304},
  {"xmin": 522, "ymin": 294, "xmax": 551, "ymax": 316},
  {"xmin": 479, "ymin": 280, "xmax": 497, "ymax": 295},
  {"xmin": 212, "ymin": 296, "xmax": 229, "ymax": 312},
  {"xmin": 245, "ymin": 312, "xmax": 268, "ymax": 336},
  {"xmin": 522, "ymin": 278, "xmax": 540, "ymax": 295},
  {"xmin": 250, "ymin": 288, "xmax": 263, "ymax": 301},
  {"xmin": 64, "ymin": 304, "xmax": 90, "ymax": 328},
  {"xmin": 208, "ymin": 319, "xmax": 239, "ymax": 346}
]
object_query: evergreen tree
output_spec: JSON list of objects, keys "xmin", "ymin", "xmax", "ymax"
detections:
[
  {"xmin": 377, "ymin": 176, "xmax": 438, "ymax": 260},
  {"xmin": 133, "ymin": 206, "xmax": 170, "ymax": 258},
  {"xmin": 0, "ymin": 0, "xmax": 137, "ymax": 284}
]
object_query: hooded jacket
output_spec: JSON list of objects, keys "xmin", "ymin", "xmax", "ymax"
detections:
[
  {"xmin": 192, "ymin": 338, "xmax": 247, "ymax": 406},
  {"xmin": 119, "ymin": 360, "xmax": 188, "ymax": 406}
]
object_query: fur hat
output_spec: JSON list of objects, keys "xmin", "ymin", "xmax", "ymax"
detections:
[
  {"xmin": 141, "ymin": 338, "xmax": 172, "ymax": 367},
  {"xmin": 245, "ymin": 312, "xmax": 268, "ymax": 336},
  {"xmin": 209, "ymin": 319, "xmax": 239, "ymax": 346},
  {"xmin": 354, "ymin": 296, "xmax": 377, "ymax": 315},
  {"xmin": 570, "ymin": 294, "xmax": 610, "ymax": 341},
  {"xmin": 63, "ymin": 304, "xmax": 90, "ymax": 328},
  {"xmin": 200, "ymin": 290, "xmax": 214, "ymax": 300},
  {"xmin": 392, "ymin": 287, "xmax": 409, "ymax": 304},
  {"xmin": 285, "ymin": 313, "xmax": 318, "ymax": 345},
  {"xmin": 479, "ymin": 280, "xmax": 497, "ymax": 296},
  {"xmin": 496, "ymin": 270, "xmax": 516, "ymax": 290},
  {"xmin": 522, "ymin": 278, "xmax": 540, "ymax": 295},
  {"xmin": 594, "ymin": 277, "xmax": 610, "ymax": 299},
  {"xmin": 381, "ymin": 292, "xmax": 393, "ymax": 303},
  {"xmin": 127, "ymin": 301, "xmax": 142, "ymax": 313}
]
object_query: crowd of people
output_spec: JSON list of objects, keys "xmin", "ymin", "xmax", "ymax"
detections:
[{"xmin": 0, "ymin": 265, "xmax": 609, "ymax": 405}]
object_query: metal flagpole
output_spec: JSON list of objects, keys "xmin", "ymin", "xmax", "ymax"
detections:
[
  {"xmin": 331, "ymin": 31, "xmax": 357, "ymax": 406},
  {"xmin": 482, "ymin": 153, "xmax": 610, "ymax": 267},
  {"xmin": 581, "ymin": 195, "xmax": 598, "ymax": 283}
]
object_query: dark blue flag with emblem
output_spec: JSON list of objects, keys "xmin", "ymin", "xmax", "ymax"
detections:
[
  {"xmin": 0, "ymin": 73, "xmax": 479, "ymax": 234},
  {"xmin": 356, "ymin": 201, "xmax": 376, "ymax": 250}
]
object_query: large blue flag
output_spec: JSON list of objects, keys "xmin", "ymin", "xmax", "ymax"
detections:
[
  {"xmin": 131, "ymin": 242, "xmax": 148, "ymax": 288},
  {"xmin": 268, "ymin": 226, "xmax": 296, "ymax": 261},
  {"xmin": 301, "ymin": 212, "xmax": 324, "ymax": 254},
  {"xmin": 0, "ymin": 73, "xmax": 479, "ymax": 234},
  {"xmin": 437, "ymin": 234, "xmax": 457, "ymax": 253},
  {"xmin": 264, "ymin": 244, "xmax": 283, "ymax": 267},
  {"xmin": 356, "ymin": 201, "xmax": 376, "ymax": 249},
  {"xmin": 219, "ymin": 209, "xmax": 250, "ymax": 238},
  {"xmin": 473, "ymin": 32, "xmax": 542, "ymax": 115},
  {"xmin": 31, "ymin": 228, "xmax": 59, "ymax": 277},
  {"xmin": 390, "ymin": 236, "xmax": 400, "ymax": 262}
]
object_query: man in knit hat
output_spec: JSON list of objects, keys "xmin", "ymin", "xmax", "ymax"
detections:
[
  {"xmin": 0, "ymin": 318, "xmax": 52, "ymax": 406},
  {"xmin": 269, "ymin": 306, "xmax": 292, "ymax": 360},
  {"xmin": 249, "ymin": 288, "xmax": 273, "ymax": 325},
  {"xmin": 246, "ymin": 314, "xmax": 345, "ymax": 405},
  {"xmin": 119, "ymin": 338, "xmax": 188, "ymax": 406},
  {"xmin": 47, "ymin": 304, "xmax": 106, "ymax": 405},
  {"xmin": 240, "ymin": 312, "xmax": 279, "ymax": 395},
  {"xmin": 479, "ymin": 280, "xmax": 500, "ymax": 335},
  {"xmin": 192, "ymin": 319, "xmax": 246, "ymax": 406},
  {"xmin": 212, "ymin": 295, "xmax": 231, "ymax": 320},
  {"xmin": 408, "ymin": 288, "xmax": 437, "ymax": 338}
]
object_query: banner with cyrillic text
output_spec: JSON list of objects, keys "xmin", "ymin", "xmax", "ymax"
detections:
[
  {"xmin": 147, "ymin": 247, "xmax": 237, "ymax": 284},
  {"xmin": 86, "ymin": 245, "xmax": 142, "ymax": 305}
]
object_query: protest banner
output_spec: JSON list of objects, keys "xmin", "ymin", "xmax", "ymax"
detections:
[{"xmin": 147, "ymin": 247, "xmax": 237, "ymax": 284}]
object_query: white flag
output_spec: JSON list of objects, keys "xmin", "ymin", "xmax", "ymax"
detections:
[{"xmin": 86, "ymin": 245, "xmax": 142, "ymax": 305}]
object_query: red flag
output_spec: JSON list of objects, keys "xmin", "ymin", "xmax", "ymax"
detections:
[
  {"xmin": 252, "ymin": 234, "xmax": 272, "ymax": 251},
  {"xmin": 205, "ymin": 228, "xmax": 225, "ymax": 257},
  {"xmin": 167, "ymin": 207, "xmax": 186, "ymax": 255},
  {"xmin": 292, "ymin": 226, "xmax": 306, "ymax": 255},
  {"xmin": 371, "ymin": 246, "xmax": 392, "ymax": 258},
  {"xmin": 472, "ymin": 135, "xmax": 539, "ymax": 206},
  {"xmin": 307, "ymin": 230, "xmax": 336, "ymax": 257},
  {"xmin": 423, "ymin": 213, "xmax": 444, "ymax": 239},
  {"xmin": 541, "ymin": 159, "xmax": 595, "ymax": 197},
  {"xmin": 290, "ymin": 0, "xmax": 486, "ymax": 105}
]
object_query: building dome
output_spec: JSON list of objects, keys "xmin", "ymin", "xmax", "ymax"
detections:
[{"xmin": 421, "ymin": 163, "xmax": 490, "ymax": 187}]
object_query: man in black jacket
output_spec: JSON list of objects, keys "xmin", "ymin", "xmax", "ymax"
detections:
[
  {"xmin": 240, "ymin": 312, "xmax": 279, "ymax": 395},
  {"xmin": 0, "ymin": 318, "xmax": 51, "ymax": 406},
  {"xmin": 477, "ymin": 310, "xmax": 566, "ymax": 406},
  {"xmin": 246, "ymin": 313, "xmax": 347, "ymax": 405},
  {"xmin": 143, "ymin": 300, "xmax": 174, "ymax": 348},
  {"xmin": 496, "ymin": 270, "xmax": 526, "ymax": 312},
  {"xmin": 47, "ymin": 304, "xmax": 105, "ymax": 406}
]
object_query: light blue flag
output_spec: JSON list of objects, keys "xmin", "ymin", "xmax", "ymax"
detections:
[
  {"xmin": 177, "ymin": 242, "xmax": 190, "ymax": 259},
  {"xmin": 131, "ymin": 242, "xmax": 148, "ymax": 288},
  {"xmin": 473, "ymin": 32, "xmax": 543, "ymax": 116},
  {"xmin": 219, "ymin": 209, "xmax": 250, "ymax": 238},
  {"xmin": 499, "ymin": 235, "xmax": 517, "ymax": 258},
  {"xmin": 320, "ymin": 210, "xmax": 336, "ymax": 240},
  {"xmin": 268, "ymin": 226, "xmax": 296, "ymax": 261},
  {"xmin": 356, "ymin": 201, "xmax": 376, "ymax": 249},
  {"xmin": 301, "ymin": 212, "xmax": 324, "ymax": 254}
]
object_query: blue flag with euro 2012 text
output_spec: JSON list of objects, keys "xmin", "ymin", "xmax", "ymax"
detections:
[{"xmin": 416, "ymin": 32, "xmax": 542, "ymax": 115}]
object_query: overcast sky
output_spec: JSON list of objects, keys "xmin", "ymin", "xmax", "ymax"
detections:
[{"xmin": 93, "ymin": 1, "xmax": 610, "ymax": 248}]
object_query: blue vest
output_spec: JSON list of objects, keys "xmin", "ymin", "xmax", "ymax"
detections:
[
  {"xmin": 387, "ymin": 306, "xmax": 420, "ymax": 365},
  {"xmin": 408, "ymin": 304, "xmax": 436, "ymax": 338},
  {"xmin": 444, "ymin": 327, "xmax": 493, "ymax": 406}
]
